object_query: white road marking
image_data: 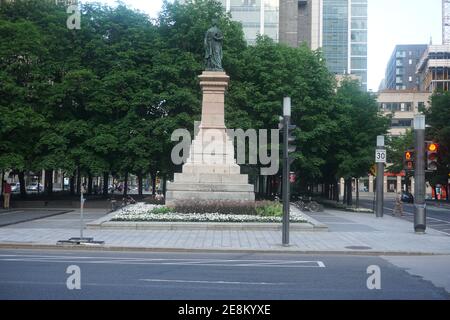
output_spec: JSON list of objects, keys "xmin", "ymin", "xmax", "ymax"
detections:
[
  {"xmin": 140, "ymin": 279, "xmax": 286, "ymax": 285},
  {"xmin": 0, "ymin": 254, "xmax": 325, "ymax": 268},
  {"xmin": 384, "ymin": 207, "xmax": 450, "ymax": 224}
]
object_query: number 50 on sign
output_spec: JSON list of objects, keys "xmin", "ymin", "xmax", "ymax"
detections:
[{"xmin": 375, "ymin": 149, "xmax": 386, "ymax": 163}]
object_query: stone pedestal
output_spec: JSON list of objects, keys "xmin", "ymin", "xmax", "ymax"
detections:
[{"xmin": 166, "ymin": 71, "xmax": 255, "ymax": 205}]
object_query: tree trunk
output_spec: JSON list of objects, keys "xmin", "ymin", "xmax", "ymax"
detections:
[
  {"xmin": 1, "ymin": 170, "xmax": 4, "ymax": 196},
  {"xmin": 162, "ymin": 175, "xmax": 167, "ymax": 196},
  {"xmin": 69, "ymin": 171, "xmax": 75, "ymax": 195},
  {"xmin": 76, "ymin": 167, "xmax": 81, "ymax": 195},
  {"xmin": 343, "ymin": 179, "xmax": 346, "ymax": 204},
  {"xmin": 45, "ymin": 170, "xmax": 53, "ymax": 195},
  {"xmin": 150, "ymin": 171, "xmax": 157, "ymax": 196},
  {"xmin": 324, "ymin": 183, "xmax": 330, "ymax": 200},
  {"xmin": 87, "ymin": 174, "xmax": 93, "ymax": 195},
  {"xmin": 346, "ymin": 178, "xmax": 353, "ymax": 206},
  {"xmin": 123, "ymin": 171, "xmax": 128, "ymax": 196},
  {"xmin": 137, "ymin": 173, "xmax": 143, "ymax": 196},
  {"xmin": 18, "ymin": 171, "xmax": 27, "ymax": 197},
  {"xmin": 102, "ymin": 172, "xmax": 109, "ymax": 196},
  {"xmin": 356, "ymin": 178, "xmax": 360, "ymax": 208},
  {"xmin": 18, "ymin": 171, "xmax": 26, "ymax": 197},
  {"xmin": 334, "ymin": 180, "xmax": 339, "ymax": 202}
]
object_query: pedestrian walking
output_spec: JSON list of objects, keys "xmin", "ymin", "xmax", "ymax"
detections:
[
  {"xmin": 393, "ymin": 192, "xmax": 403, "ymax": 217},
  {"xmin": 2, "ymin": 180, "xmax": 11, "ymax": 209}
]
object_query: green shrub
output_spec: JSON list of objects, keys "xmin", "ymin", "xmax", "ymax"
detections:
[
  {"xmin": 149, "ymin": 206, "xmax": 174, "ymax": 214},
  {"xmin": 172, "ymin": 200, "xmax": 257, "ymax": 215},
  {"xmin": 256, "ymin": 201, "xmax": 282, "ymax": 217}
]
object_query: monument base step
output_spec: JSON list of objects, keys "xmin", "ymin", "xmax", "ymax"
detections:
[
  {"xmin": 165, "ymin": 190, "xmax": 255, "ymax": 204},
  {"xmin": 167, "ymin": 182, "xmax": 254, "ymax": 192},
  {"xmin": 173, "ymin": 173, "xmax": 249, "ymax": 184}
]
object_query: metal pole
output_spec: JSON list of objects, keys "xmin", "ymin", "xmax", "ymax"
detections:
[
  {"xmin": 282, "ymin": 115, "xmax": 290, "ymax": 246},
  {"xmin": 80, "ymin": 192, "xmax": 84, "ymax": 239},
  {"xmin": 375, "ymin": 136, "xmax": 384, "ymax": 217},
  {"xmin": 414, "ymin": 115, "xmax": 426, "ymax": 233},
  {"xmin": 282, "ymin": 98, "xmax": 291, "ymax": 246}
]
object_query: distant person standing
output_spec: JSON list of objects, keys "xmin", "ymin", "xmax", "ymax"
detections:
[
  {"xmin": 2, "ymin": 180, "xmax": 11, "ymax": 209},
  {"xmin": 393, "ymin": 192, "xmax": 404, "ymax": 217}
]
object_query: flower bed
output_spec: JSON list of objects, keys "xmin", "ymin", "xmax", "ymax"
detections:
[{"xmin": 111, "ymin": 203, "xmax": 308, "ymax": 223}]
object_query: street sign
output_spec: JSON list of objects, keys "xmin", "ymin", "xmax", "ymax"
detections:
[{"xmin": 375, "ymin": 149, "xmax": 386, "ymax": 163}]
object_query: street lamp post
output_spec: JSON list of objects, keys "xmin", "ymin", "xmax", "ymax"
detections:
[
  {"xmin": 282, "ymin": 97, "xmax": 291, "ymax": 246},
  {"xmin": 375, "ymin": 135, "xmax": 385, "ymax": 218},
  {"xmin": 414, "ymin": 115, "xmax": 426, "ymax": 233}
]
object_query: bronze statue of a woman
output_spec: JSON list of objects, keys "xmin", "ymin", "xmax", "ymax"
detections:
[{"xmin": 204, "ymin": 19, "xmax": 223, "ymax": 71}]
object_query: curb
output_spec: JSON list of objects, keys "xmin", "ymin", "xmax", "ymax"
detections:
[
  {"xmin": 87, "ymin": 221, "xmax": 319, "ymax": 231},
  {"xmin": 86, "ymin": 206, "xmax": 329, "ymax": 232},
  {"xmin": 0, "ymin": 242, "xmax": 446, "ymax": 256}
]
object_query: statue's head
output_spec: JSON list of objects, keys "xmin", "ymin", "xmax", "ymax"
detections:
[{"xmin": 211, "ymin": 18, "xmax": 218, "ymax": 26}]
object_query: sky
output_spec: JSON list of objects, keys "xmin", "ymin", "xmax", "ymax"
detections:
[{"xmin": 86, "ymin": 0, "xmax": 442, "ymax": 92}]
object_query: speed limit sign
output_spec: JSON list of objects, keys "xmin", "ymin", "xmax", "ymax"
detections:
[{"xmin": 375, "ymin": 149, "xmax": 386, "ymax": 163}]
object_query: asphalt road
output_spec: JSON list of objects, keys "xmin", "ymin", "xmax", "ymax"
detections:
[
  {"xmin": 0, "ymin": 249, "xmax": 448, "ymax": 300},
  {"xmin": 357, "ymin": 198, "xmax": 450, "ymax": 235}
]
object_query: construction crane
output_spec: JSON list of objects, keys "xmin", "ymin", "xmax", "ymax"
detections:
[{"xmin": 443, "ymin": 0, "xmax": 450, "ymax": 44}]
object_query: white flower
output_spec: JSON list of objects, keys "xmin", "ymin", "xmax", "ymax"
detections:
[{"xmin": 112, "ymin": 203, "xmax": 307, "ymax": 223}]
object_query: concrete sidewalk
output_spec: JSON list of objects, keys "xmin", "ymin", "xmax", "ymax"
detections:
[{"xmin": 0, "ymin": 207, "xmax": 448, "ymax": 255}]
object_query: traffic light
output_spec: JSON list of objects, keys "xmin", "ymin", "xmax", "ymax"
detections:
[
  {"xmin": 279, "ymin": 117, "xmax": 297, "ymax": 163},
  {"xmin": 404, "ymin": 150, "xmax": 415, "ymax": 171},
  {"xmin": 287, "ymin": 124, "xmax": 297, "ymax": 154},
  {"xmin": 426, "ymin": 142, "xmax": 439, "ymax": 171}
]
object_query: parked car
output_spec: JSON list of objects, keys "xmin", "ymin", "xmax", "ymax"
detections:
[
  {"xmin": 11, "ymin": 182, "xmax": 21, "ymax": 193},
  {"xmin": 401, "ymin": 191, "xmax": 414, "ymax": 203},
  {"xmin": 26, "ymin": 183, "xmax": 42, "ymax": 192}
]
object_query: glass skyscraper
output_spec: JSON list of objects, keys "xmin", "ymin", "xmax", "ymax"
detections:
[
  {"xmin": 218, "ymin": 0, "xmax": 279, "ymax": 45},
  {"xmin": 322, "ymin": 0, "xmax": 367, "ymax": 89},
  {"xmin": 280, "ymin": 0, "xmax": 368, "ymax": 90},
  {"xmin": 348, "ymin": 0, "xmax": 367, "ymax": 89}
]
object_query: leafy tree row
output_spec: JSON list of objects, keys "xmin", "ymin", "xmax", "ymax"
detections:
[{"xmin": 0, "ymin": 0, "xmax": 389, "ymax": 201}]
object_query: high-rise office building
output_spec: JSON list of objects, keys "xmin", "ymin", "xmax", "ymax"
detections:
[
  {"xmin": 217, "ymin": 0, "xmax": 279, "ymax": 45},
  {"xmin": 384, "ymin": 44, "xmax": 427, "ymax": 90},
  {"xmin": 279, "ymin": 0, "xmax": 322, "ymax": 49},
  {"xmin": 179, "ymin": 0, "xmax": 279, "ymax": 45},
  {"xmin": 279, "ymin": 0, "xmax": 368, "ymax": 90},
  {"xmin": 417, "ymin": 45, "xmax": 450, "ymax": 92}
]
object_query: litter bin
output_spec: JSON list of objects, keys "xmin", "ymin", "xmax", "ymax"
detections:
[{"xmin": 110, "ymin": 199, "xmax": 118, "ymax": 211}]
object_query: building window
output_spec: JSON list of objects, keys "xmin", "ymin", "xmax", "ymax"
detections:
[
  {"xmin": 391, "ymin": 119, "xmax": 413, "ymax": 127},
  {"xmin": 351, "ymin": 31, "xmax": 367, "ymax": 42},
  {"xmin": 396, "ymin": 76, "xmax": 403, "ymax": 83},
  {"xmin": 409, "ymin": 76, "xmax": 413, "ymax": 82},
  {"xmin": 351, "ymin": 44, "xmax": 367, "ymax": 55},
  {"xmin": 396, "ymin": 59, "xmax": 403, "ymax": 67},
  {"xmin": 409, "ymin": 59, "xmax": 413, "ymax": 65},
  {"xmin": 396, "ymin": 51, "xmax": 406, "ymax": 58}
]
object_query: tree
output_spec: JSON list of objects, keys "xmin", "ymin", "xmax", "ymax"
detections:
[
  {"xmin": 424, "ymin": 91, "xmax": 450, "ymax": 199},
  {"xmin": 0, "ymin": 15, "xmax": 50, "ymax": 195},
  {"xmin": 333, "ymin": 79, "xmax": 390, "ymax": 205}
]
